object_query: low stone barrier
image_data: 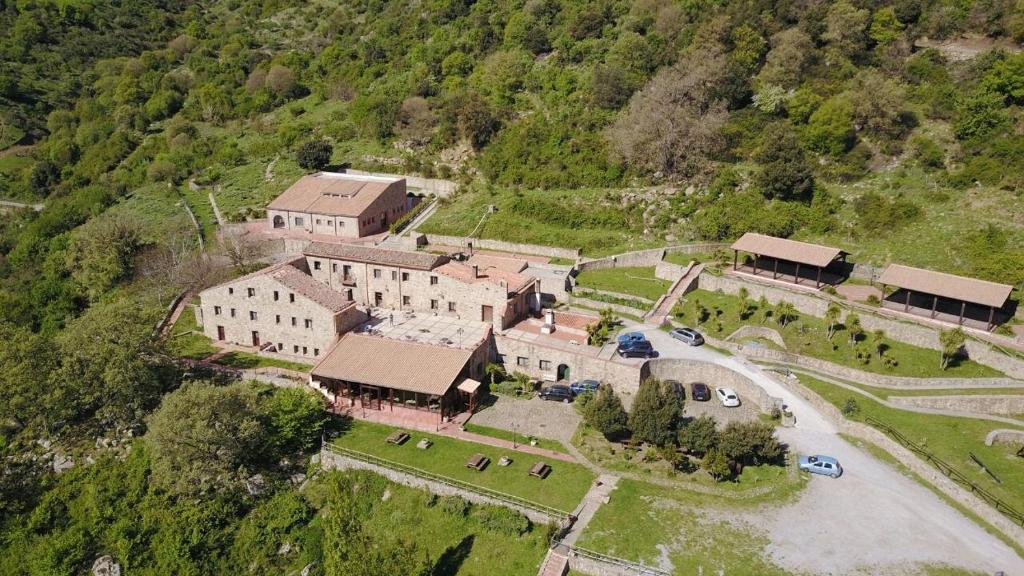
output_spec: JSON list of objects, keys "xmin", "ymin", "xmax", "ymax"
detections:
[
  {"xmin": 888, "ymin": 395, "xmax": 1024, "ymax": 418},
  {"xmin": 646, "ymin": 358, "xmax": 781, "ymax": 414},
  {"xmin": 342, "ymin": 169, "xmax": 457, "ymax": 196},
  {"xmin": 422, "ymin": 233, "xmax": 581, "ymax": 260},
  {"xmin": 985, "ymin": 429, "xmax": 1024, "ymax": 446},
  {"xmin": 575, "ymin": 287, "xmax": 655, "ymax": 306},
  {"xmin": 654, "ymin": 260, "xmax": 689, "ymax": 282}
]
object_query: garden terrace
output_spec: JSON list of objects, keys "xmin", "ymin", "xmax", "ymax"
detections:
[
  {"xmin": 878, "ymin": 264, "xmax": 1015, "ymax": 332},
  {"xmin": 730, "ymin": 233, "xmax": 849, "ymax": 289}
]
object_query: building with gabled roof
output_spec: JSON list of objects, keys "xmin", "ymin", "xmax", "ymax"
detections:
[{"xmin": 267, "ymin": 172, "xmax": 410, "ymax": 238}]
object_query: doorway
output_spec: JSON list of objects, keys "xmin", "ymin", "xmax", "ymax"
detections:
[
  {"xmin": 360, "ymin": 385, "xmax": 381, "ymax": 410},
  {"xmin": 481, "ymin": 305, "xmax": 493, "ymax": 323},
  {"xmin": 557, "ymin": 364, "xmax": 570, "ymax": 381},
  {"xmin": 216, "ymin": 326, "xmax": 225, "ymax": 340},
  {"xmin": 251, "ymin": 331, "xmax": 260, "ymax": 347},
  {"xmin": 374, "ymin": 292, "xmax": 383, "ymax": 307},
  {"xmin": 272, "ymin": 215, "xmax": 285, "ymax": 228}
]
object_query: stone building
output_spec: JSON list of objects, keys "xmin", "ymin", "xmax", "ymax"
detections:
[
  {"xmin": 302, "ymin": 242, "xmax": 541, "ymax": 330},
  {"xmin": 266, "ymin": 172, "xmax": 409, "ymax": 238},
  {"xmin": 196, "ymin": 257, "xmax": 366, "ymax": 360}
]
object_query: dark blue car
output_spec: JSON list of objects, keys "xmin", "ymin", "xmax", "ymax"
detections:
[
  {"xmin": 617, "ymin": 332, "xmax": 647, "ymax": 346},
  {"xmin": 617, "ymin": 340, "xmax": 656, "ymax": 358},
  {"xmin": 570, "ymin": 379, "xmax": 601, "ymax": 395}
]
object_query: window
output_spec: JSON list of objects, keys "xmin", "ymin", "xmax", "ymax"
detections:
[
  {"xmin": 402, "ymin": 296, "xmax": 411, "ymax": 306},
  {"xmin": 343, "ymin": 265, "xmax": 352, "ymax": 277},
  {"xmin": 373, "ymin": 268, "xmax": 381, "ymax": 279},
  {"xmin": 339, "ymin": 221, "xmax": 345, "ymax": 228},
  {"xmin": 430, "ymin": 276, "xmax": 438, "ymax": 285},
  {"xmin": 314, "ymin": 348, "xmax": 320, "ymax": 356},
  {"xmin": 516, "ymin": 356, "xmax": 529, "ymax": 367},
  {"xmin": 539, "ymin": 360, "xmax": 551, "ymax": 371},
  {"xmin": 275, "ymin": 314, "xmax": 281, "ymax": 324},
  {"xmin": 247, "ymin": 287, "xmax": 255, "ymax": 297},
  {"xmin": 228, "ymin": 287, "xmax": 234, "ymax": 295},
  {"xmin": 290, "ymin": 317, "xmax": 297, "ymax": 327},
  {"xmin": 230, "ymin": 308, "xmax": 236, "ymax": 318},
  {"xmin": 289, "ymin": 293, "xmax": 295, "ymax": 303},
  {"xmin": 316, "ymin": 219, "xmax": 322, "ymax": 225},
  {"xmin": 448, "ymin": 301, "xmax": 456, "ymax": 312},
  {"xmin": 304, "ymin": 319, "xmax": 312, "ymax": 329},
  {"xmin": 430, "ymin": 299, "xmax": 438, "ymax": 310},
  {"xmin": 314, "ymin": 260, "xmax": 321, "ymax": 270},
  {"xmin": 294, "ymin": 217, "xmax": 304, "ymax": 226},
  {"xmin": 293, "ymin": 345, "xmax": 299, "ymax": 353},
  {"xmin": 332, "ymin": 263, "xmax": 338, "ymax": 273},
  {"xmin": 401, "ymin": 272, "xmax": 409, "ymax": 281},
  {"xmin": 249, "ymin": 311, "xmax": 257, "ymax": 321},
  {"xmin": 274, "ymin": 290, "xmax": 279, "ymax": 301},
  {"xmin": 214, "ymin": 306, "xmax": 221, "ymax": 315},
  {"xmin": 278, "ymin": 343, "xmax": 283, "ymax": 351},
  {"xmin": 302, "ymin": 346, "xmax": 308, "ymax": 355},
  {"xmin": 391, "ymin": 270, "xmax": 397, "ymax": 281}
]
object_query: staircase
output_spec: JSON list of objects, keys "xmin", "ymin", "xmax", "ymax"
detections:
[{"xmin": 537, "ymin": 548, "xmax": 569, "ymax": 576}]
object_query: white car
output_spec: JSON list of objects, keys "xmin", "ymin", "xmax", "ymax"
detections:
[{"xmin": 716, "ymin": 387, "xmax": 740, "ymax": 407}]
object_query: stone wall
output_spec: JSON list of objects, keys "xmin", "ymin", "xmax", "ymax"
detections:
[
  {"xmin": 654, "ymin": 260, "xmax": 689, "ymax": 282},
  {"xmin": 568, "ymin": 296, "xmax": 648, "ymax": 318},
  {"xmin": 575, "ymin": 287, "xmax": 655, "ymax": 307},
  {"xmin": 576, "ymin": 248, "xmax": 665, "ymax": 272},
  {"xmin": 319, "ymin": 448, "xmax": 559, "ymax": 525},
  {"xmin": 343, "ymin": 169, "xmax": 458, "ymax": 197},
  {"xmin": 985, "ymin": 429, "xmax": 1024, "ymax": 446},
  {"xmin": 663, "ymin": 242, "xmax": 728, "ymax": 256},
  {"xmin": 646, "ymin": 358, "xmax": 781, "ymax": 414},
  {"xmin": 888, "ymin": 395, "xmax": 1024, "ymax": 417},
  {"xmin": 567, "ymin": 552, "xmax": 668, "ymax": 576},
  {"xmin": 422, "ymin": 234, "xmax": 581, "ymax": 260},
  {"xmin": 780, "ymin": 375, "xmax": 1024, "ymax": 546}
]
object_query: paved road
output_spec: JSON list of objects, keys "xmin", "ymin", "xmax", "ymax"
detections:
[{"xmin": 640, "ymin": 326, "xmax": 1024, "ymax": 575}]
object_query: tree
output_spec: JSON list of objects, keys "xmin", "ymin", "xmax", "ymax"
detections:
[
  {"xmin": 628, "ymin": 378, "xmax": 681, "ymax": 446},
  {"xmin": 822, "ymin": 1, "xmax": 870, "ymax": 59},
  {"xmin": 296, "ymin": 139, "xmax": 333, "ymax": 171},
  {"xmin": 261, "ymin": 387, "xmax": 326, "ymax": 454},
  {"xmin": 846, "ymin": 70, "xmax": 913, "ymax": 143},
  {"xmin": 754, "ymin": 124, "xmax": 815, "ymax": 201},
  {"xmin": 394, "ymin": 97, "xmax": 437, "ymax": 145},
  {"xmin": 590, "ymin": 64, "xmax": 636, "ymax": 109},
  {"xmin": 678, "ymin": 415, "xmax": 719, "ymax": 455},
  {"xmin": 737, "ymin": 287, "xmax": 750, "ymax": 320},
  {"xmin": 64, "ymin": 214, "xmax": 143, "ymax": 301},
  {"xmin": 954, "ymin": 89, "xmax": 1009, "ymax": 141},
  {"xmin": 265, "ymin": 65, "xmax": 296, "ymax": 97},
  {"xmin": 775, "ymin": 301, "xmax": 797, "ymax": 328},
  {"xmin": 758, "ymin": 295, "xmax": 770, "ymax": 324},
  {"xmin": 869, "ymin": 7, "xmax": 905, "ymax": 44},
  {"xmin": 219, "ymin": 227, "xmax": 266, "ymax": 273},
  {"xmin": 846, "ymin": 312, "xmax": 864, "ymax": 344},
  {"xmin": 871, "ymin": 329, "xmax": 887, "ymax": 359},
  {"xmin": 825, "ymin": 302, "xmax": 841, "ymax": 340},
  {"xmin": 718, "ymin": 421, "xmax": 783, "ymax": 465},
  {"xmin": 582, "ymin": 385, "xmax": 630, "ymax": 441},
  {"xmin": 484, "ymin": 362, "xmax": 506, "ymax": 385},
  {"xmin": 756, "ymin": 28, "xmax": 815, "ymax": 89},
  {"xmin": 939, "ymin": 328, "xmax": 966, "ymax": 370},
  {"xmin": 806, "ymin": 97, "xmax": 856, "ymax": 156},
  {"xmin": 702, "ymin": 447, "xmax": 731, "ymax": 481}
]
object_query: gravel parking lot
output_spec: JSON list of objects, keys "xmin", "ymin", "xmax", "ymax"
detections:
[{"xmin": 682, "ymin": 391, "xmax": 762, "ymax": 427}]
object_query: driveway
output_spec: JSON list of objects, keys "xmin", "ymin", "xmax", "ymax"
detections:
[{"xmin": 639, "ymin": 326, "xmax": 1024, "ymax": 575}]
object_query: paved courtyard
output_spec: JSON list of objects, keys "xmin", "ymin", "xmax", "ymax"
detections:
[
  {"xmin": 682, "ymin": 394, "xmax": 762, "ymax": 427},
  {"xmin": 468, "ymin": 395, "xmax": 581, "ymax": 444}
]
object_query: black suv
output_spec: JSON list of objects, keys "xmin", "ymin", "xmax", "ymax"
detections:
[
  {"xmin": 690, "ymin": 382, "xmax": 711, "ymax": 401},
  {"xmin": 539, "ymin": 385, "xmax": 575, "ymax": 403},
  {"xmin": 616, "ymin": 340, "xmax": 656, "ymax": 358}
]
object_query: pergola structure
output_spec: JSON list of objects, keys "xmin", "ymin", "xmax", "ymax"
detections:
[
  {"xmin": 730, "ymin": 233, "xmax": 849, "ymax": 289},
  {"xmin": 311, "ymin": 333, "xmax": 482, "ymax": 423},
  {"xmin": 877, "ymin": 264, "xmax": 1013, "ymax": 331}
]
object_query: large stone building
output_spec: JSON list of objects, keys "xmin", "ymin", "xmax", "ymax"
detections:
[
  {"xmin": 302, "ymin": 242, "xmax": 541, "ymax": 330},
  {"xmin": 266, "ymin": 172, "xmax": 409, "ymax": 238},
  {"xmin": 196, "ymin": 257, "xmax": 366, "ymax": 360}
]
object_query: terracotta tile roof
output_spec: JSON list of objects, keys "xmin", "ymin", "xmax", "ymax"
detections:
[
  {"xmin": 434, "ymin": 262, "xmax": 537, "ymax": 294},
  {"xmin": 269, "ymin": 263, "xmax": 353, "ymax": 313},
  {"xmin": 311, "ymin": 334, "xmax": 473, "ymax": 395},
  {"xmin": 878, "ymin": 264, "xmax": 1013, "ymax": 308},
  {"xmin": 731, "ymin": 232, "xmax": 845, "ymax": 268},
  {"xmin": 267, "ymin": 172, "xmax": 405, "ymax": 216},
  {"xmin": 466, "ymin": 254, "xmax": 528, "ymax": 273},
  {"xmin": 303, "ymin": 242, "xmax": 448, "ymax": 270},
  {"xmin": 552, "ymin": 310, "xmax": 599, "ymax": 330}
]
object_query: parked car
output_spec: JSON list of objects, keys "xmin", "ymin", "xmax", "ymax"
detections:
[
  {"xmin": 665, "ymin": 379, "xmax": 685, "ymax": 402},
  {"xmin": 539, "ymin": 385, "xmax": 575, "ymax": 403},
  {"xmin": 570, "ymin": 379, "xmax": 601, "ymax": 395},
  {"xmin": 716, "ymin": 387, "xmax": 741, "ymax": 407},
  {"xmin": 669, "ymin": 327, "xmax": 705, "ymax": 346},
  {"xmin": 690, "ymin": 382, "xmax": 711, "ymax": 401},
  {"xmin": 617, "ymin": 340, "xmax": 656, "ymax": 358},
  {"xmin": 799, "ymin": 455, "xmax": 843, "ymax": 478},
  {"xmin": 617, "ymin": 331, "xmax": 647, "ymax": 346}
]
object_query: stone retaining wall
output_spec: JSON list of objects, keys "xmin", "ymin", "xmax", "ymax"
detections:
[
  {"xmin": 654, "ymin": 261, "xmax": 689, "ymax": 282},
  {"xmin": 422, "ymin": 234, "xmax": 581, "ymax": 260},
  {"xmin": 575, "ymin": 287, "xmax": 655, "ymax": 306},
  {"xmin": 569, "ymin": 296, "xmax": 648, "ymax": 318},
  {"xmin": 576, "ymin": 248, "xmax": 666, "ymax": 272},
  {"xmin": 888, "ymin": 395, "xmax": 1024, "ymax": 418},
  {"xmin": 779, "ymin": 375, "xmax": 1024, "ymax": 546},
  {"xmin": 985, "ymin": 429, "xmax": 1024, "ymax": 446},
  {"xmin": 567, "ymin": 552, "xmax": 668, "ymax": 576},
  {"xmin": 319, "ymin": 448, "xmax": 560, "ymax": 525},
  {"xmin": 646, "ymin": 358, "xmax": 781, "ymax": 414},
  {"xmin": 343, "ymin": 169, "xmax": 457, "ymax": 197}
]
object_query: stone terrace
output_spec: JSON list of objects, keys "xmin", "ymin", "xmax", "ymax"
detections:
[{"xmin": 356, "ymin": 309, "xmax": 490, "ymax": 349}]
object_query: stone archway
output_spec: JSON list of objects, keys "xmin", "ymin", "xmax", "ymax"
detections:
[
  {"xmin": 557, "ymin": 363, "xmax": 570, "ymax": 381},
  {"xmin": 272, "ymin": 214, "xmax": 285, "ymax": 228}
]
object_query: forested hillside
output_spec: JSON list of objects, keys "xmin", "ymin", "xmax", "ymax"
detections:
[{"xmin": 1, "ymin": 0, "xmax": 1024, "ymax": 573}]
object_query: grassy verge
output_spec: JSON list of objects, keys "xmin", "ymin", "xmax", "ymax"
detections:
[
  {"xmin": 574, "ymin": 267, "xmax": 671, "ymax": 301},
  {"xmin": 800, "ymin": 374, "xmax": 1024, "ymax": 512},
  {"xmin": 577, "ymin": 478, "xmax": 794, "ymax": 575},
  {"xmin": 572, "ymin": 290, "xmax": 652, "ymax": 312},
  {"xmin": 330, "ymin": 419, "xmax": 595, "ymax": 512},
  {"xmin": 462, "ymin": 423, "xmax": 570, "ymax": 455},
  {"xmin": 215, "ymin": 351, "xmax": 313, "ymax": 373},
  {"xmin": 840, "ymin": 434, "xmax": 1024, "ymax": 559},
  {"xmin": 163, "ymin": 307, "xmax": 219, "ymax": 360},
  {"xmin": 676, "ymin": 289, "xmax": 1003, "ymax": 378}
]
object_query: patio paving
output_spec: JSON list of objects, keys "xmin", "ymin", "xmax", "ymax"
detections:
[{"xmin": 357, "ymin": 309, "xmax": 490, "ymax": 349}]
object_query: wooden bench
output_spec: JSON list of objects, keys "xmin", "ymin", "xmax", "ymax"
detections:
[
  {"xmin": 386, "ymin": 431, "xmax": 410, "ymax": 445},
  {"xmin": 466, "ymin": 453, "xmax": 489, "ymax": 471},
  {"xmin": 529, "ymin": 462, "xmax": 551, "ymax": 479}
]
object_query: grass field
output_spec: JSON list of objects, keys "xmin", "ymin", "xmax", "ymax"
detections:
[
  {"xmin": 800, "ymin": 374, "xmax": 1024, "ymax": 513},
  {"xmin": 675, "ymin": 289, "xmax": 1003, "ymax": 379},
  {"xmin": 215, "ymin": 351, "xmax": 313, "ymax": 372},
  {"xmin": 461, "ymin": 423, "xmax": 570, "ymax": 455},
  {"xmin": 104, "ymin": 184, "xmax": 197, "ymax": 244},
  {"xmin": 574, "ymin": 266, "xmax": 671, "ymax": 301},
  {"xmin": 330, "ymin": 419, "xmax": 595, "ymax": 513},
  {"xmin": 163, "ymin": 307, "xmax": 219, "ymax": 360}
]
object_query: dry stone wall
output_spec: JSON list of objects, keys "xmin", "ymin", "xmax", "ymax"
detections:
[
  {"xmin": 422, "ymin": 234, "xmax": 581, "ymax": 260},
  {"xmin": 646, "ymin": 358, "xmax": 781, "ymax": 414},
  {"xmin": 888, "ymin": 395, "xmax": 1024, "ymax": 418}
]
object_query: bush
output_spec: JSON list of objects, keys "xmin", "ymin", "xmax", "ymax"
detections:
[
  {"xmin": 842, "ymin": 397, "xmax": 860, "ymax": 416},
  {"xmin": 678, "ymin": 415, "xmax": 718, "ymax": 455},
  {"xmin": 439, "ymin": 495, "xmax": 470, "ymax": 517},
  {"xmin": 296, "ymin": 139, "xmax": 333, "ymax": 171},
  {"xmin": 582, "ymin": 385, "xmax": 629, "ymax": 441},
  {"xmin": 472, "ymin": 505, "xmax": 530, "ymax": 536},
  {"xmin": 805, "ymin": 97, "xmax": 856, "ymax": 156},
  {"xmin": 717, "ymin": 421, "xmax": 783, "ymax": 465},
  {"xmin": 909, "ymin": 135, "xmax": 945, "ymax": 169}
]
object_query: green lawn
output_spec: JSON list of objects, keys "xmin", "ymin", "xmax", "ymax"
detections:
[
  {"xmin": 800, "ymin": 375, "xmax": 1024, "ymax": 513},
  {"xmin": 574, "ymin": 266, "xmax": 671, "ymax": 301},
  {"xmin": 462, "ymin": 423, "xmax": 570, "ymax": 455},
  {"xmin": 662, "ymin": 251, "xmax": 727, "ymax": 267},
  {"xmin": 215, "ymin": 351, "xmax": 313, "ymax": 373},
  {"xmin": 164, "ymin": 307, "xmax": 220, "ymax": 360},
  {"xmin": 330, "ymin": 419, "xmax": 595, "ymax": 513},
  {"xmin": 576, "ymin": 479, "xmax": 793, "ymax": 575},
  {"xmin": 676, "ymin": 289, "xmax": 1003, "ymax": 379},
  {"xmin": 305, "ymin": 470, "xmax": 550, "ymax": 576}
]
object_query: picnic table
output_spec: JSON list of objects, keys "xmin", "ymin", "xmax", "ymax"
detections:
[
  {"xmin": 466, "ymin": 453, "xmax": 489, "ymax": 471},
  {"xmin": 386, "ymin": 431, "xmax": 410, "ymax": 445},
  {"xmin": 529, "ymin": 462, "xmax": 551, "ymax": 479}
]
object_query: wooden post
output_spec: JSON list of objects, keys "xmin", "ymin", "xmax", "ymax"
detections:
[
  {"xmin": 905, "ymin": 289, "xmax": 911, "ymax": 312},
  {"xmin": 733, "ymin": 250, "xmax": 738, "ymax": 271},
  {"xmin": 959, "ymin": 301, "xmax": 966, "ymax": 325},
  {"xmin": 794, "ymin": 263, "xmax": 801, "ymax": 285},
  {"xmin": 931, "ymin": 295, "xmax": 938, "ymax": 319},
  {"xmin": 988, "ymin": 306, "xmax": 995, "ymax": 331},
  {"xmin": 773, "ymin": 258, "xmax": 779, "ymax": 280},
  {"xmin": 752, "ymin": 254, "xmax": 759, "ymax": 275},
  {"xmin": 816, "ymin": 266, "xmax": 822, "ymax": 289}
]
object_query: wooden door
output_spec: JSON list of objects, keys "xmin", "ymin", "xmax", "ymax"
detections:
[
  {"xmin": 217, "ymin": 326, "xmax": 225, "ymax": 340},
  {"xmin": 251, "ymin": 331, "xmax": 260, "ymax": 347},
  {"xmin": 481, "ymin": 305, "xmax": 493, "ymax": 323}
]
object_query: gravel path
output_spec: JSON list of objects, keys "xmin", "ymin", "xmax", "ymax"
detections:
[{"xmin": 639, "ymin": 326, "xmax": 1024, "ymax": 575}]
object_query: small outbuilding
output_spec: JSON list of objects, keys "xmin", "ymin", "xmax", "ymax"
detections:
[
  {"xmin": 876, "ymin": 264, "xmax": 1014, "ymax": 331},
  {"xmin": 730, "ymin": 233, "xmax": 849, "ymax": 288}
]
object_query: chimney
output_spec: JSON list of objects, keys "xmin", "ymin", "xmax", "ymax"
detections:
[{"xmin": 472, "ymin": 264, "xmax": 479, "ymax": 278}]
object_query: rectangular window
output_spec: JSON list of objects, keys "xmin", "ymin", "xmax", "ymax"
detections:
[
  {"xmin": 373, "ymin": 269, "xmax": 381, "ymax": 279},
  {"xmin": 278, "ymin": 342, "xmax": 283, "ymax": 351},
  {"xmin": 448, "ymin": 301, "xmax": 456, "ymax": 312},
  {"xmin": 430, "ymin": 276, "xmax": 438, "ymax": 285},
  {"xmin": 302, "ymin": 346, "xmax": 308, "ymax": 355},
  {"xmin": 249, "ymin": 311, "xmax": 257, "ymax": 321},
  {"xmin": 314, "ymin": 348, "xmax": 320, "ymax": 356},
  {"xmin": 275, "ymin": 314, "xmax": 281, "ymax": 324},
  {"xmin": 402, "ymin": 295, "xmax": 411, "ymax": 306},
  {"xmin": 401, "ymin": 272, "xmax": 409, "ymax": 281},
  {"xmin": 539, "ymin": 360, "xmax": 551, "ymax": 371},
  {"xmin": 214, "ymin": 306, "xmax": 221, "ymax": 315},
  {"xmin": 294, "ymin": 217, "xmax": 304, "ymax": 226},
  {"xmin": 343, "ymin": 265, "xmax": 351, "ymax": 276},
  {"xmin": 289, "ymin": 293, "xmax": 295, "ymax": 303},
  {"xmin": 332, "ymin": 263, "xmax": 338, "ymax": 273},
  {"xmin": 516, "ymin": 356, "xmax": 529, "ymax": 367},
  {"xmin": 291, "ymin": 317, "xmax": 297, "ymax": 326},
  {"xmin": 247, "ymin": 287, "xmax": 255, "ymax": 297},
  {"xmin": 316, "ymin": 219, "xmax": 322, "ymax": 225},
  {"xmin": 293, "ymin": 345, "xmax": 299, "ymax": 353},
  {"xmin": 314, "ymin": 260, "xmax": 322, "ymax": 270},
  {"xmin": 230, "ymin": 308, "xmax": 236, "ymax": 318},
  {"xmin": 339, "ymin": 221, "xmax": 345, "ymax": 228},
  {"xmin": 430, "ymin": 299, "xmax": 438, "ymax": 310},
  {"xmin": 391, "ymin": 270, "xmax": 397, "ymax": 281},
  {"xmin": 304, "ymin": 319, "xmax": 312, "ymax": 329},
  {"xmin": 228, "ymin": 287, "xmax": 234, "ymax": 295},
  {"xmin": 274, "ymin": 290, "xmax": 279, "ymax": 301}
]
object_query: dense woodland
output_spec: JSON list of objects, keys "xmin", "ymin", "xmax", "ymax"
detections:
[{"xmin": 1, "ymin": 0, "xmax": 1024, "ymax": 573}]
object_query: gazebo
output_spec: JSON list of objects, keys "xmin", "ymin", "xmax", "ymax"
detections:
[
  {"xmin": 730, "ymin": 233, "xmax": 849, "ymax": 289},
  {"xmin": 876, "ymin": 264, "xmax": 1013, "ymax": 331}
]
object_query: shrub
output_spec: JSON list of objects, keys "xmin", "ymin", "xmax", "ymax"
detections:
[
  {"xmin": 703, "ymin": 447, "xmax": 732, "ymax": 481},
  {"xmin": 842, "ymin": 397, "xmax": 860, "ymax": 416},
  {"xmin": 717, "ymin": 421, "xmax": 783, "ymax": 465},
  {"xmin": 439, "ymin": 495, "xmax": 470, "ymax": 517},
  {"xmin": 472, "ymin": 505, "xmax": 530, "ymax": 536},
  {"xmin": 296, "ymin": 139, "xmax": 333, "ymax": 171},
  {"xmin": 582, "ymin": 385, "xmax": 629, "ymax": 441},
  {"xmin": 678, "ymin": 415, "xmax": 719, "ymax": 455},
  {"xmin": 805, "ymin": 97, "xmax": 856, "ymax": 156}
]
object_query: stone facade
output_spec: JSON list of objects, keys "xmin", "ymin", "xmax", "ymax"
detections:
[
  {"xmin": 198, "ymin": 269, "xmax": 366, "ymax": 361},
  {"xmin": 267, "ymin": 173, "xmax": 409, "ymax": 238}
]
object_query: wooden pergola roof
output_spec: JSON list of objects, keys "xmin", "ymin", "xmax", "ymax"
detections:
[
  {"xmin": 731, "ymin": 233, "xmax": 845, "ymax": 268},
  {"xmin": 877, "ymin": 264, "xmax": 1013, "ymax": 309}
]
